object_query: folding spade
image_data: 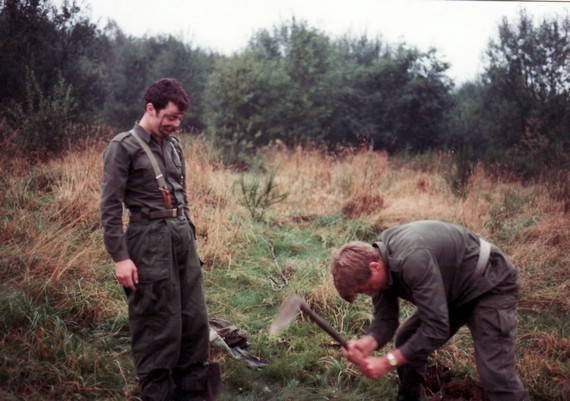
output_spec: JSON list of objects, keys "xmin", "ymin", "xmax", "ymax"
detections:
[{"xmin": 269, "ymin": 295, "xmax": 348, "ymax": 348}]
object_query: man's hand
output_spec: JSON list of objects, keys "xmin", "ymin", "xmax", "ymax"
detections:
[
  {"xmin": 342, "ymin": 335, "xmax": 378, "ymax": 367},
  {"xmin": 360, "ymin": 349, "xmax": 407, "ymax": 379},
  {"xmin": 359, "ymin": 355, "xmax": 393, "ymax": 379},
  {"xmin": 343, "ymin": 342, "xmax": 366, "ymax": 366},
  {"xmin": 115, "ymin": 259, "xmax": 138, "ymax": 291}
]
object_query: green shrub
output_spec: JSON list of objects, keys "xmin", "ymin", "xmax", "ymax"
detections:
[
  {"xmin": 238, "ymin": 168, "xmax": 288, "ymax": 222},
  {"xmin": 8, "ymin": 69, "xmax": 76, "ymax": 159}
]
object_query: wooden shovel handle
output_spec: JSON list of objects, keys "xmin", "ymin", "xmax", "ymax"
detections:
[
  {"xmin": 299, "ymin": 302, "xmax": 348, "ymax": 348},
  {"xmin": 298, "ymin": 299, "xmax": 367, "ymax": 368}
]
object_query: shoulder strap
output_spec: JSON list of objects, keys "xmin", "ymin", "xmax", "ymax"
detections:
[
  {"xmin": 130, "ymin": 129, "xmax": 173, "ymax": 208},
  {"xmin": 130, "ymin": 129, "xmax": 167, "ymax": 190},
  {"xmin": 474, "ymin": 237, "xmax": 491, "ymax": 279}
]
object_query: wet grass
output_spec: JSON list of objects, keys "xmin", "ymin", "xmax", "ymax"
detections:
[{"xmin": 0, "ymin": 135, "xmax": 568, "ymax": 400}]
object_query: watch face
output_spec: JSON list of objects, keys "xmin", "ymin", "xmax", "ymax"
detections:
[{"xmin": 387, "ymin": 352, "xmax": 398, "ymax": 366}]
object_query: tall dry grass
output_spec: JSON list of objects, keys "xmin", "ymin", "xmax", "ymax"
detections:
[
  {"xmin": 263, "ymin": 144, "xmax": 569, "ymax": 301},
  {"xmin": 1, "ymin": 132, "xmax": 568, "ymax": 400}
]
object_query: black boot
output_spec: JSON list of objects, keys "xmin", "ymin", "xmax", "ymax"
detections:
[
  {"xmin": 172, "ymin": 389, "xmax": 207, "ymax": 401},
  {"xmin": 395, "ymin": 392, "xmax": 420, "ymax": 401},
  {"xmin": 396, "ymin": 365, "xmax": 423, "ymax": 401}
]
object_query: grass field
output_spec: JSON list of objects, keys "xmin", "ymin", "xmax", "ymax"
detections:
[{"xmin": 0, "ymin": 131, "xmax": 568, "ymax": 400}]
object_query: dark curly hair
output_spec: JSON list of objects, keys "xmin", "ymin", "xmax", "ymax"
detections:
[{"xmin": 144, "ymin": 78, "xmax": 189, "ymax": 113}]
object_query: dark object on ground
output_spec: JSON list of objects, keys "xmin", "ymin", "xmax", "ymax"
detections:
[{"xmin": 209, "ymin": 318, "xmax": 268, "ymax": 368}]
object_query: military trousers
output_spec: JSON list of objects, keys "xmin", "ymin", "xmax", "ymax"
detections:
[
  {"xmin": 395, "ymin": 281, "xmax": 530, "ymax": 401},
  {"xmin": 126, "ymin": 215, "xmax": 210, "ymax": 401}
]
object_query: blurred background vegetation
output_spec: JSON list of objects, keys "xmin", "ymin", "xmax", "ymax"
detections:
[{"xmin": 1, "ymin": 0, "xmax": 569, "ymax": 182}]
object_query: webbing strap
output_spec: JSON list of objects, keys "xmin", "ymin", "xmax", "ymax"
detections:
[
  {"xmin": 130, "ymin": 129, "xmax": 168, "ymax": 190},
  {"xmin": 474, "ymin": 238, "xmax": 491, "ymax": 279}
]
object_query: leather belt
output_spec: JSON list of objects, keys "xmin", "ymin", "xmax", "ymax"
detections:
[
  {"xmin": 130, "ymin": 208, "xmax": 181, "ymax": 222},
  {"xmin": 473, "ymin": 237, "xmax": 491, "ymax": 279}
]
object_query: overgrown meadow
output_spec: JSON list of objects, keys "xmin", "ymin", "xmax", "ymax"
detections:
[{"xmin": 0, "ymin": 128, "xmax": 568, "ymax": 401}]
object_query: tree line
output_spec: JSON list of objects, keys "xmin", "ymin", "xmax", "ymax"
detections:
[{"xmin": 1, "ymin": 0, "xmax": 568, "ymax": 179}]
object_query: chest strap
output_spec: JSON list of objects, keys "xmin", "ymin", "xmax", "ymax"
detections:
[{"xmin": 130, "ymin": 129, "xmax": 172, "ymax": 208}]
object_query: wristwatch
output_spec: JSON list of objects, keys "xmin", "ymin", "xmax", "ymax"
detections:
[{"xmin": 386, "ymin": 351, "xmax": 398, "ymax": 367}]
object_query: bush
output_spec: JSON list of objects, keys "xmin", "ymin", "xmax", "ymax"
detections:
[
  {"xmin": 8, "ymin": 70, "xmax": 77, "ymax": 159},
  {"xmin": 238, "ymin": 168, "xmax": 288, "ymax": 222}
]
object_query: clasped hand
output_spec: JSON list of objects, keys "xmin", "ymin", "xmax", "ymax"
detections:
[{"xmin": 343, "ymin": 339, "xmax": 393, "ymax": 379}]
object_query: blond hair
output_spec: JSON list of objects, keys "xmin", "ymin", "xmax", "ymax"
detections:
[{"xmin": 330, "ymin": 241, "xmax": 380, "ymax": 303}]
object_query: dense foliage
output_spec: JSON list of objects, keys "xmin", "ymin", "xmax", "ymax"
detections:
[
  {"xmin": 1, "ymin": 0, "xmax": 569, "ymax": 177},
  {"xmin": 446, "ymin": 10, "xmax": 570, "ymax": 179},
  {"xmin": 0, "ymin": 0, "xmax": 216, "ymax": 154},
  {"xmin": 206, "ymin": 21, "xmax": 453, "ymax": 155}
]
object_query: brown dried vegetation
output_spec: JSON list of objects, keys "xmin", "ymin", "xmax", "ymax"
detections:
[{"xmin": 0, "ymin": 132, "xmax": 568, "ymax": 400}]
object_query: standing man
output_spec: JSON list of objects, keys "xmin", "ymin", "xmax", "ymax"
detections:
[
  {"xmin": 330, "ymin": 220, "xmax": 529, "ymax": 401},
  {"xmin": 101, "ymin": 78, "xmax": 211, "ymax": 401}
]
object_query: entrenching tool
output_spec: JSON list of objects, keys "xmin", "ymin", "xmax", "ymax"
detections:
[{"xmin": 269, "ymin": 295, "xmax": 348, "ymax": 348}]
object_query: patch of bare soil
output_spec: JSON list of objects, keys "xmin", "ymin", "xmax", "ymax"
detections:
[{"xmin": 423, "ymin": 363, "xmax": 489, "ymax": 401}]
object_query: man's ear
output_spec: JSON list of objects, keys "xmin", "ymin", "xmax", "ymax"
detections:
[
  {"xmin": 369, "ymin": 260, "xmax": 382, "ymax": 273},
  {"xmin": 145, "ymin": 103, "xmax": 156, "ymax": 116}
]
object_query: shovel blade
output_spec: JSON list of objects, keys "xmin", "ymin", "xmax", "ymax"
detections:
[{"xmin": 269, "ymin": 295, "xmax": 304, "ymax": 334}]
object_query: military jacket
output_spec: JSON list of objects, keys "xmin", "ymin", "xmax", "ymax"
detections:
[
  {"xmin": 366, "ymin": 220, "xmax": 518, "ymax": 362},
  {"xmin": 101, "ymin": 123, "xmax": 190, "ymax": 262}
]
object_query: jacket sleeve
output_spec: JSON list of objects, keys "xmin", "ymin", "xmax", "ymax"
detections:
[
  {"xmin": 366, "ymin": 289, "xmax": 400, "ymax": 348},
  {"xmin": 101, "ymin": 138, "xmax": 130, "ymax": 262},
  {"xmin": 398, "ymin": 248, "xmax": 450, "ymax": 362}
]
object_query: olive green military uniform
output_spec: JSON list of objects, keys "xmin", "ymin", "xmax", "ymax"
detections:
[
  {"xmin": 101, "ymin": 123, "xmax": 209, "ymax": 401},
  {"xmin": 368, "ymin": 220, "xmax": 529, "ymax": 401}
]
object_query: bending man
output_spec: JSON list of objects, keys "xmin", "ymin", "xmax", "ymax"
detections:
[{"xmin": 330, "ymin": 220, "xmax": 529, "ymax": 401}]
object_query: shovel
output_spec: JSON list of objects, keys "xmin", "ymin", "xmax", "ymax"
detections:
[{"xmin": 269, "ymin": 295, "xmax": 348, "ymax": 348}]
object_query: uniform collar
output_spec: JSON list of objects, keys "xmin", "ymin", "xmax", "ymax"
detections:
[
  {"xmin": 372, "ymin": 241, "xmax": 393, "ymax": 288},
  {"xmin": 133, "ymin": 122, "xmax": 172, "ymax": 145},
  {"xmin": 133, "ymin": 122, "xmax": 152, "ymax": 143}
]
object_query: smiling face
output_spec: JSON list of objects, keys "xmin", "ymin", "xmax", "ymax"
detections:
[
  {"xmin": 143, "ymin": 101, "xmax": 184, "ymax": 139},
  {"xmin": 139, "ymin": 78, "xmax": 189, "ymax": 140}
]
